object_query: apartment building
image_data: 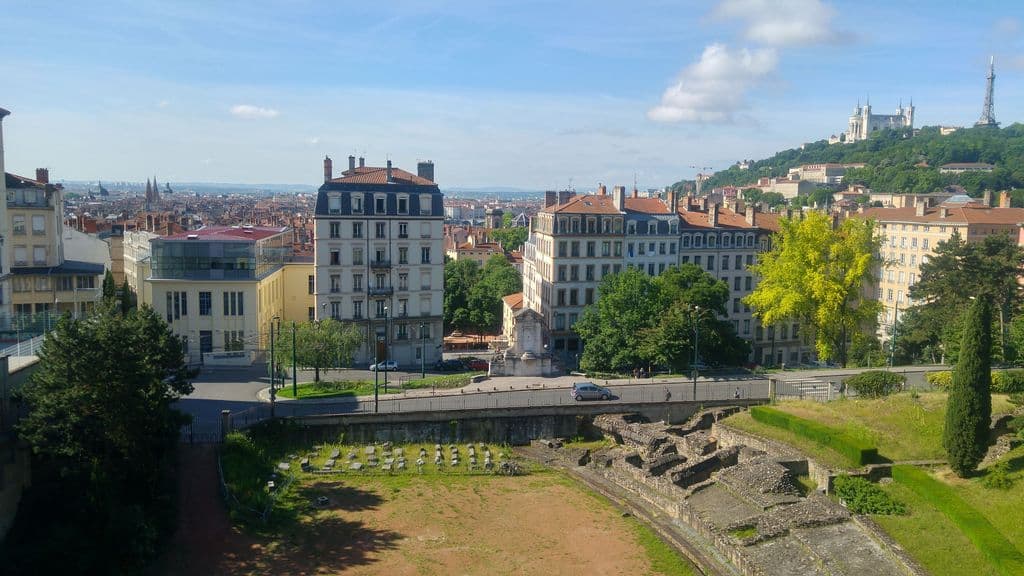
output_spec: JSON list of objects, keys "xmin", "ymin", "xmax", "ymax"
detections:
[
  {"xmin": 148, "ymin": 226, "xmax": 313, "ymax": 365},
  {"xmin": 522, "ymin": 186, "xmax": 809, "ymax": 368},
  {"xmin": 123, "ymin": 229, "xmax": 160, "ymax": 307},
  {"xmin": 861, "ymin": 193, "xmax": 1024, "ymax": 340},
  {"xmin": 314, "ymin": 156, "xmax": 444, "ymax": 367}
]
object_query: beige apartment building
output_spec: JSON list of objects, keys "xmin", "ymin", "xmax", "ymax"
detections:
[{"xmin": 862, "ymin": 193, "xmax": 1024, "ymax": 340}]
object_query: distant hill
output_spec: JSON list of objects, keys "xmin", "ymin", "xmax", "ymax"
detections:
[{"xmin": 674, "ymin": 124, "xmax": 1024, "ymax": 196}]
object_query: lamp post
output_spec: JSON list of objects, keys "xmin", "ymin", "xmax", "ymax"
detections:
[
  {"xmin": 889, "ymin": 298, "xmax": 899, "ymax": 368},
  {"xmin": 269, "ymin": 317, "xmax": 278, "ymax": 418},
  {"xmin": 692, "ymin": 305, "xmax": 700, "ymax": 402},
  {"xmin": 419, "ymin": 322, "xmax": 426, "ymax": 378},
  {"xmin": 383, "ymin": 305, "xmax": 389, "ymax": 392},
  {"xmin": 291, "ymin": 321, "xmax": 297, "ymax": 398}
]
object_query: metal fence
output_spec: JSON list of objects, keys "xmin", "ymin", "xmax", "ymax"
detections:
[
  {"xmin": 0, "ymin": 334, "xmax": 46, "ymax": 358},
  {"xmin": 772, "ymin": 377, "xmax": 840, "ymax": 402}
]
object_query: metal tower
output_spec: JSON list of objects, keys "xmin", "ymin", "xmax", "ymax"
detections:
[{"xmin": 975, "ymin": 56, "xmax": 999, "ymax": 128}]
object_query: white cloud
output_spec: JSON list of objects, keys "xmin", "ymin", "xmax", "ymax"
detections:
[
  {"xmin": 647, "ymin": 44, "xmax": 777, "ymax": 123},
  {"xmin": 307, "ymin": 136, "xmax": 321, "ymax": 145},
  {"xmin": 229, "ymin": 104, "xmax": 279, "ymax": 119},
  {"xmin": 157, "ymin": 100, "xmax": 169, "ymax": 108},
  {"xmin": 713, "ymin": 0, "xmax": 845, "ymax": 46}
]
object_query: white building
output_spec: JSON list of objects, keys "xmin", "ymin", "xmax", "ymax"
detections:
[
  {"xmin": 123, "ymin": 230, "xmax": 160, "ymax": 307},
  {"xmin": 842, "ymin": 100, "xmax": 914, "ymax": 143},
  {"xmin": 314, "ymin": 156, "xmax": 444, "ymax": 367}
]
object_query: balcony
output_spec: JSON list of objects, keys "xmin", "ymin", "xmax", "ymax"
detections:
[
  {"xmin": 370, "ymin": 259, "xmax": 391, "ymax": 269},
  {"xmin": 398, "ymin": 233, "xmax": 408, "ymax": 239},
  {"xmin": 369, "ymin": 285, "xmax": 394, "ymax": 296}
]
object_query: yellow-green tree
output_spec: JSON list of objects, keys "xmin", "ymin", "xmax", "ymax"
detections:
[{"xmin": 744, "ymin": 212, "xmax": 881, "ymax": 366}]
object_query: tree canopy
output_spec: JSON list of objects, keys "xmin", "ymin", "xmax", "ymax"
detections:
[
  {"xmin": 444, "ymin": 254, "xmax": 522, "ymax": 334},
  {"xmin": 574, "ymin": 265, "xmax": 750, "ymax": 373},
  {"xmin": 744, "ymin": 212, "xmax": 881, "ymax": 366},
  {"xmin": 9, "ymin": 305, "xmax": 192, "ymax": 573},
  {"xmin": 272, "ymin": 318, "xmax": 363, "ymax": 381},
  {"xmin": 677, "ymin": 124, "xmax": 1024, "ymax": 197},
  {"xmin": 944, "ymin": 296, "xmax": 993, "ymax": 477},
  {"xmin": 488, "ymin": 212, "xmax": 529, "ymax": 252}
]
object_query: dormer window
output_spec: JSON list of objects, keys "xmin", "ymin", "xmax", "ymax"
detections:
[
  {"xmin": 352, "ymin": 195, "xmax": 363, "ymax": 214},
  {"xmin": 328, "ymin": 194, "xmax": 342, "ymax": 214},
  {"xmin": 398, "ymin": 195, "xmax": 409, "ymax": 214}
]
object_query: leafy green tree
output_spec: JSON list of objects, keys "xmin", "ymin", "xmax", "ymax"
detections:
[
  {"xmin": 944, "ymin": 297, "xmax": 993, "ymax": 477},
  {"xmin": 575, "ymin": 265, "xmax": 749, "ymax": 373},
  {"xmin": 489, "ymin": 212, "xmax": 529, "ymax": 252},
  {"xmin": 11, "ymin": 305, "xmax": 192, "ymax": 573},
  {"xmin": 102, "ymin": 269, "xmax": 116, "ymax": 302},
  {"xmin": 272, "ymin": 319, "xmax": 363, "ymax": 382},
  {"xmin": 745, "ymin": 212, "xmax": 881, "ymax": 366},
  {"xmin": 467, "ymin": 254, "xmax": 522, "ymax": 333},
  {"xmin": 444, "ymin": 258, "xmax": 480, "ymax": 332},
  {"xmin": 120, "ymin": 277, "xmax": 133, "ymax": 314}
]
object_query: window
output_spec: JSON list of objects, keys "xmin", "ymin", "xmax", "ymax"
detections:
[
  {"xmin": 743, "ymin": 319, "xmax": 750, "ymax": 334},
  {"xmin": 328, "ymin": 195, "xmax": 341, "ymax": 213},
  {"xmin": 332, "ymin": 301, "xmax": 341, "ymax": 319},
  {"xmin": 12, "ymin": 216, "xmax": 24, "ymax": 235},
  {"xmin": 420, "ymin": 222, "xmax": 431, "ymax": 238},
  {"xmin": 76, "ymin": 275, "xmax": 95, "ymax": 289},
  {"xmin": 585, "ymin": 265, "xmax": 595, "ymax": 281},
  {"xmin": 199, "ymin": 291, "xmax": 212, "ymax": 315},
  {"xmin": 376, "ymin": 300, "xmax": 386, "ymax": 318},
  {"xmin": 569, "ymin": 289, "xmax": 578, "ymax": 305},
  {"xmin": 558, "ymin": 242, "xmax": 567, "ymax": 257},
  {"xmin": 419, "ymin": 194, "xmax": 433, "ymax": 215},
  {"xmin": 422, "ymin": 271, "xmax": 432, "ymax": 290},
  {"xmin": 399, "ymin": 222, "xmax": 408, "ymax": 238},
  {"xmin": 34, "ymin": 277, "xmax": 49, "ymax": 291},
  {"xmin": 399, "ymin": 247, "xmax": 408, "ymax": 264},
  {"xmin": 557, "ymin": 289, "xmax": 566, "ymax": 306},
  {"xmin": 682, "ymin": 236, "xmax": 690, "ymax": 248},
  {"xmin": 733, "ymin": 298, "xmax": 740, "ymax": 313},
  {"xmin": 353, "ymin": 247, "xmax": 363, "ymax": 265},
  {"xmin": 330, "ymin": 274, "xmax": 341, "ymax": 293},
  {"xmin": 13, "ymin": 246, "xmax": 26, "ymax": 266},
  {"xmin": 745, "ymin": 276, "xmax": 752, "ymax": 291},
  {"xmin": 374, "ymin": 273, "xmax": 386, "ymax": 289},
  {"xmin": 647, "ymin": 263, "xmax": 655, "ymax": 275},
  {"xmin": 308, "ymin": 275, "xmax": 315, "ymax": 294},
  {"xmin": 614, "ymin": 241, "xmax": 622, "ymax": 257},
  {"xmin": 353, "ymin": 300, "xmax": 363, "ymax": 319},
  {"xmin": 586, "ymin": 242, "xmax": 595, "ymax": 257},
  {"xmin": 329, "ymin": 222, "xmax": 340, "ymax": 238},
  {"xmin": 353, "ymin": 274, "xmax": 363, "ymax": 291},
  {"xmin": 585, "ymin": 288, "xmax": 594, "ymax": 304},
  {"xmin": 570, "ymin": 266, "xmax": 579, "ymax": 281},
  {"xmin": 32, "ymin": 215, "xmax": 45, "ymax": 235},
  {"xmin": 398, "ymin": 196, "xmax": 408, "ymax": 214},
  {"xmin": 659, "ymin": 243, "xmax": 666, "ymax": 255},
  {"xmin": 601, "ymin": 264, "xmax": 610, "ymax": 278},
  {"xmin": 421, "ymin": 247, "xmax": 431, "ymax": 264},
  {"xmin": 923, "ymin": 239, "xmax": 929, "ymax": 250},
  {"xmin": 33, "ymin": 246, "xmax": 46, "ymax": 265},
  {"xmin": 223, "ymin": 291, "xmax": 244, "ymax": 316},
  {"xmin": 555, "ymin": 314, "xmax": 566, "ymax": 330},
  {"xmin": 694, "ymin": 255, "xmax": 701, "ymax": 266},
  {"xmin": 399, "ymin": 273, "xmax": 408, "ymax": 290},
  {"xmin": 399, "ymin": 299, "xmax": 408, "ymax": 317},
  {"xmin": 706, "ymin": 255, "xmax": 714, "ymax": 270},
  {"xmin": 558, "ymin": 265, "xmax": 567, "ymax": 282},
  {"xmin": 601, "ymin": 241, "xmax": 610, "ymax": 257},
  {"xmin": 330, "ymin": 250, "xmax": 340, "ymax": 265},
  {"xmin": 396, "ymin": 324, "xmax": 408, "ymax": 340},
  {"xmin": 375, "ymin": 196, "xmax": 386, "ymax": 213},
  {"xmin": 375, "ymin": 222, "xmax": 386, "ymax": 238},
  {"xmin": 309, "ymin": 307, "xmax": 315, "ymax": 321},
  {"xmin": 734, "ymin": 276, "xmax": 741, "ymax": 291},
  {"xmin": 571, "ymin": 242, "xmax": 580, "ymax": 257},
  {"xmin": 352, "ymin": 222, "xmax": 363, "ymax": 238}
]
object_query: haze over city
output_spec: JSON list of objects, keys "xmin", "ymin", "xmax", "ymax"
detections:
[{"xmin": 3, "ymin": 0, "xmax": 1023, "ymax": 189}]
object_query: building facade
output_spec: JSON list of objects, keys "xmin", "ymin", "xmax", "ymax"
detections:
[
  {"xmin": 862, "ymin": 193, "xmax": 1024, "ymax": 341},
  {"xmin": 148, "ymin": 226, "xmax": 311, "ymax": 365},
  {"xmin": 314, "ymin": 156, "xmax": 444, "ymax": 367},
  {"xmin": 843, "ymin": 101, "xmax": 914, "ymax": 143},
  {"xmin": 522, "ymin": 187, "xmax": 809, "ymax": 369}
]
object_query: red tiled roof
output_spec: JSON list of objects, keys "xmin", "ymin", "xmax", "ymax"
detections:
[
  {"xmin": 624, "ymin": 197, "xmax": 669, "ymax": 214},
  {"xmin": 163, "ymin": 226, "xmax": 288, "ymax": 241},
  {"xmin": 502, "ymin": 292, "xmax": 524, "ymax": 310},
  {"xmin": 860, "ymin": 205, "xmax": 1024, "ymax": 225},
  {"xmin": 330, "ymin": 166, "xmax": 434, "ymax": 186},
  {"xmin": 546, "ymin": 194, "xmax": 621, "ymax": 214}
]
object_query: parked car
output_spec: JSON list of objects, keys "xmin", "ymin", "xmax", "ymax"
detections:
[
  {"xmin": 369, "ymin": 360, "xmax": 399, "ymax": 371},
  {"xmin": 433, "ymin": 359, "xmax": 466, "ymax": 372},
  {"xmin": 464, "ymin": 358, "xmax": 489, "ymax": 371},
  {"xmin": 571, "ymin": 381, "xmax": 613, "ymax": 401}
]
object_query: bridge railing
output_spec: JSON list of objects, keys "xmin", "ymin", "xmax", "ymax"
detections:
[{"xmin": 0, "ymin": 334, "xmax": 46, "ymax": 359}]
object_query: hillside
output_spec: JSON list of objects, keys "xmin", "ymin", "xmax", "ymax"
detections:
[{"xmin": 675, "ymin": 124, "xmax": 1024, "ymax": 197}]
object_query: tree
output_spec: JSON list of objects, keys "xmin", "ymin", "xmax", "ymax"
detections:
[
  {"xmin": 120, "ymin": 277, "xmax": 133, "ymax": 314},
  {"xmin": 443, "ymin": 258, "xmax": 480, "ymax": 333},
  {"xmin": 467, "ymin": 254, "xmax": 522, "ymax": 333},
  {"xmin": 745, "ymin": 212, "xmax": 881, "ymax": 366},
  {"xmin": 11, "ymin": 305, "xmax": 192, "ymax": 573},
  {"xmin": 575, "ymin": 265, "xmax": 750, "ymax": 373},
  {"xmin": 102, "ymin": 269, "xmax": 116, "ymax": 302},
  {"xmin": 489, "ymin": 212, "xmax": 529, "ymax": 252},
  {"xmin": 273, "ymin": 319, "xmax": 364, "ymax": 382},
  {"xmin": 944, "ymin": 297, "xmax": 993, "ymax": 477}
]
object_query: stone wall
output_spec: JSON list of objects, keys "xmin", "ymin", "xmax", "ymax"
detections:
[{"xmin": 712, "ymin": 421, "xmax": 835, "ymax": 492}]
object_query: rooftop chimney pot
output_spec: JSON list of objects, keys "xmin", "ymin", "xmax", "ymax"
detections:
[
  {"xmin": 386, "ymin": 159, "xmax": 393, "ymax": 183},
  {"xmin": 348, "ymin": 155, "xmax": 356, "ymax": 171},
  {"xmin": 323, "ymin": 156, "xmax": 333, "ymax": 183},
  {"xmin": 359, "ymin": 156, "xmax": 365, "ymax": 168},
  {"xmin": 35, "ymin": 168, "xmax": 49, "ymax": 184}
]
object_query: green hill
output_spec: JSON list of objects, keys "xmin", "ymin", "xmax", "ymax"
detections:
[{"xmin": 674, "ymin": 124, "xmax": 1024, "ymax": 198}]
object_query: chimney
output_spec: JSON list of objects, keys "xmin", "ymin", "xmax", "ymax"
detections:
[
  {"xmin": 940, "ymin": 206, "xmax": 949, "ymax": 218},
  {"xmin": 735, "ymin": 198, "xmax": 745, "ymax": 214},
  {"xmin": 1000, "ymin": 191, "xmax": 1011, "ymax": 208},
  {"xmin": 348, "ymin": 155, "xmax": 356, "ymax": 171},
  {"xmin": 709, "ymin": 203, "xmax": 719, "ymax": 227},
  {"xmin": 745, "ymin": 205, "xmax": 757, "ymax": 226},
  {"xmin": 613, "ymin": 185, "xmax": 626, "ymax": 211},
  {"xmin": 386, "ymin": 159, "xmax": 394, "ymax": 183},
  {"xmin": 983, "ymin": 189, "xmax": 992, "ymax": 206},
  {"xmin": 35, "ymin": 168, "xmax": 49, "ymax": 184},
  {"xmin": 666, "ymin": 190, "xmax": 678, "ymax": 213},
  {"xmin": 417, "ymin": 160, "xmax": 434, "ymax": 182},
  {"xmin": 323, "ymin": 156, "xmax": 333, "ymax": 183},
  {"xmin": 359, "ymin": 156, "xmax": 365, "ymax": 168},
  {"xmin": 544, "ymin": 191, "xmax": 557, "ymax": 208},
  {"xmin": 598, "ymin": 183, "xmax": 607, "ymax": 196},
  {"xmin": 0, "ymin": 108, "xmax": 8, "ymax": 193},
  {"xmin": 699, "ymin": 197, "xmax": 708, "ymax": 211},
  {"xmin": 915, "ymin": 199, "xmax": 926, "ymax": 217},
  {"xmin": 632, "ymin": 187, "xmax": 638, "ymax": 198}
]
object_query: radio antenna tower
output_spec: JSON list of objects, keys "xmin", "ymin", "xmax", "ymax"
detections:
[{"xmin": 975, "ymin": 56, "xmax": 999, "ymax": 128}]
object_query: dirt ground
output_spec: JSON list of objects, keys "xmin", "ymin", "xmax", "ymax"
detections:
[{"xmin": 155, "ymin": 446, "xmax": 666, "ymax": 576}]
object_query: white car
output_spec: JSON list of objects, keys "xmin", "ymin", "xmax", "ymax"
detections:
[{"xmin": 370, "ymin": 360, "xmax": 399, "ymax": 372}]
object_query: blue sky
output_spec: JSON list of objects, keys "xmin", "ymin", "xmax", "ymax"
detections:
[{"xmin": 2, "ymin": 0, "xmax": 1022, "ymax": 189}]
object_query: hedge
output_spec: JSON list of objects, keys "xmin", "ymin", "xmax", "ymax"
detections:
[
  {"xmin": 927, "ymin": 369, "xmax": 1024, "ymax": 393},
  {"xmin": 833, "ymin": 475, "xmax": 906, "ymax": 515},
  {"xmin": 843, "ymin": 370, "xmax": 905, "ymax": 397},
  {"xmin": 892, "ymin": 465, "xmax": 1024, "ymax": 576},
  {"xmin": 750, "ymin": 406, "xmax": 878, "ymax": 467}
]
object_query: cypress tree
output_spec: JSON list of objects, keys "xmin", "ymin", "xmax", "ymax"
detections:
[
  {"xmin": 120, "ymin": 278, "xmax": 133, "ymax": 314},
  {"xmin": 943, "ymin": 297, "xmax": 993, "ymax": 477},
  {"xmin": 101, "ymin": 270, "xmax": 116, "ymax": 302}
]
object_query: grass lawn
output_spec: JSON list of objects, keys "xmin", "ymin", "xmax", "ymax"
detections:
[
  {"xmin": 725, "ymin": 392, "xmax": 1015, "ymax": 467},
  {"xmin": 950, "ymin": 445, "xmax": 1024, "ymax": 558},
  {"xmin": 276, "ymin": 380, "xmax": 404, "ymax": 399}
]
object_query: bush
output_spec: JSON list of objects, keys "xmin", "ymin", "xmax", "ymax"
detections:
[
  {"xmin": 927, "ymin": 371, "xmax": 953, "ymax": 390},
  {"xmin": 843, "ymin": 370, "xmax": 905, "ymax": 398},
  {"xmin": 981, "ymin": 461, "xmax": 1014, "ymax": 490},
  {"xmin": 750, "ymin": 406, "xmax": 878, "ymax": 466},
  {"xmin": 1009, "ymin": 393, "xmax": 1024, "ymax": 407},
  {"xmin": 893, "ymin": 465, "xmax": 1024, "ymax": 575},
  {"xmin": 833, "ymin": 475, "xmax": 906, "ymax": 515}
]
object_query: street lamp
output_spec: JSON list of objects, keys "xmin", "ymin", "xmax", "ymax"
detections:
[
  {"xmin": 383, "ymin": 305, "xmax": 389, "ymax": 391},
  {"xmin": 419, "ymin": 322, "xmax": 426, "ymax": 378},
  {"xmin": 691, "ymin": 305, "xmax": 701, "ymax": 402},
  {"xmin": 269, "ymin": 316, "xmax": 280, "ymax": 417}
]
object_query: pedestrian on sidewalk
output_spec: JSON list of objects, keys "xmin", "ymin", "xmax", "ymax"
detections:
[{"xmin": 665, "ymin": 388, "xmax": 672, "ymax": 402}]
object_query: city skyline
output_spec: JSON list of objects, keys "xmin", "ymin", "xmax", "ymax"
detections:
[{"xmin": 2, "ymin": 0, "xmax": 1023, "ymax": 189}]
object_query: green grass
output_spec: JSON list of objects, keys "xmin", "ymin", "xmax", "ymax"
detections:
[
  {"xmin": 629, "ymin": 518, "xmax": 697, "ymax": 575},
  {"xmin": 276, "ymin": 380, "xmax": 404, "ymax": 399},
  {"xmin": 892, "ymin": 465, "xmax": 1024, "ymax": 576},
  {"xmin": 749, "ymin": 405, "xmax": 878, "ymax": 467},
  {"xmin": 729, "ymin": 526, "xmax": 758, "ymax": 540},
  {"xmin": 795, "ymin": 475, "xmax": 818, "ymax": 495},
  {"xmin": 563, "ymin": 437, "xmax": 615, "ymax": 451},
  {"xmin": 401, "ymin": 372, "xmax": 485, "ymax": 389}
]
